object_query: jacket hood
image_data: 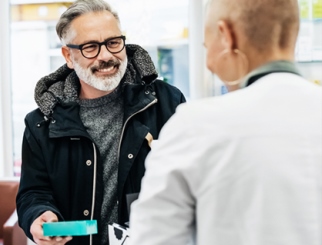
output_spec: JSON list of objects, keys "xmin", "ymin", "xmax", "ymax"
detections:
[{"xmin": 34, "ymin": 44, "xmax": 158, "ymax": 116}]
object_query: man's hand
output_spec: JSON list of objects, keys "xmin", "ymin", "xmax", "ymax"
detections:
[{"xmin": 30, "ymin": 211, "xmax": 73, "ymax": 244}]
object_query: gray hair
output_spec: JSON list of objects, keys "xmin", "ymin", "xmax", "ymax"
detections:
[{"xmin": 56, "ymin": 0, "xmax": 120, "ymax": 44}]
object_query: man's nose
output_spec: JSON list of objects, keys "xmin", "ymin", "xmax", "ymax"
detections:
[{"xmin": 97, "ymin": 44, "xmax": 114, "ymax": 60}]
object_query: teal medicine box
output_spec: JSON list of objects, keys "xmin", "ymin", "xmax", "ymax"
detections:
[{"xmin": 43, "ymin": 220, "xmax": 98, "ymax": 236}]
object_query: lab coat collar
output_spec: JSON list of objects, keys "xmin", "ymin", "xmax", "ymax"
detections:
[{"xmin": 240, "ymin": 60, "xmax": 301, "ymax": 88}]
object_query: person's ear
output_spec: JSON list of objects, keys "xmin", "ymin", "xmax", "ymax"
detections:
[
  {"xmin": 217, "ymin": 20, "xmax": 235, "ymax": 50},
  {"xmin": 62, "ymin": 46, "xmax": 74, "ymax": 69}
]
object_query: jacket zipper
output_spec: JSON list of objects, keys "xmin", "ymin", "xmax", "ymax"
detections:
[
  {"xmin": 86, "ymin": 98, "xmax": 156, "ymax": 243},
  {"xmin": 117, "ymin": 98, "xmax": 158, "ymax": 163},
  {"xmin": 90, "ymin": 142, "xmax": 97, "ymax": 245}
]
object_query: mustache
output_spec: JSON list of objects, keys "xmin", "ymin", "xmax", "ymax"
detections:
[{"xmin": 91, "ymin": 60, "xmax": 121, "ymax": 71}]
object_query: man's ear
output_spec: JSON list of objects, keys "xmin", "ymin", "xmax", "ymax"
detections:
[
  {"xmin": 217, "ymin": 20, "xmax": 235, "ymax": 50},
  {"xmin": 62, "ymin": 46, "xmax": 74, "ymax": 69}
]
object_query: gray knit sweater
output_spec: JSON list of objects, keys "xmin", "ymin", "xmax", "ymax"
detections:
[{"xmin": 79, "ymin": 84, "xmax": 123, "ymax": 245}]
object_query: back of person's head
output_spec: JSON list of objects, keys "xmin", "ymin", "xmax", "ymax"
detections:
[
  {"xmin": 213, "ymin": 0, "xmax": 299, "ymax": 52},
  {"xmin": 56, "ymin": 0, "xmax": 120, "ymax": 45},
  {"xmin": 204, "ymin": 0, "xmax": 300, "ymax": 84}
]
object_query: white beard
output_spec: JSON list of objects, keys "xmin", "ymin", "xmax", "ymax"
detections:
[{"xmin": 73, "ymin": 56, "xmax": 128, "ymax": 92}]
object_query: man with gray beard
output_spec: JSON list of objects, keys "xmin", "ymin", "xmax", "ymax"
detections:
[{"xmin": 16, "ymin": 0, "xmax": 186, "ymax": 245}]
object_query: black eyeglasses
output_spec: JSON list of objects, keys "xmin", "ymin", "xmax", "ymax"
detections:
[{"xmin": 66, "ymin": 35, "xmax": 126, "ymax": 59}]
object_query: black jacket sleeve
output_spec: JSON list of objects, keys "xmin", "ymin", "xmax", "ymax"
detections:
[{"xmin": 16, "ymin": 115, "xmax": 63, "ymax": 240}]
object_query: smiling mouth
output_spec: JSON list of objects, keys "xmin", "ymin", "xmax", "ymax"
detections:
[
  {"xmin": 97, "ymin": 65, "xmax": 119, "ymax": 73},
  {"xmin": 93, "ymin": 63, "xmax": 120, "ymax": 75}
]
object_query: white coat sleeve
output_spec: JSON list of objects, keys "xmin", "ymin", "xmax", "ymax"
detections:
[{"xmin": 129, "ymin": 105, "xmax": 200, "ymax": 245}]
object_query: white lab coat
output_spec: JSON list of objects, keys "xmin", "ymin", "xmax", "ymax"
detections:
[{"xmin": 129, "ymin": 73, "xmax": 322, "ymax": 245}]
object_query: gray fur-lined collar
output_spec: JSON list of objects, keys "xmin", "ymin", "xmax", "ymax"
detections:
[{"xmin": 34, "ymin": 44, "xmax": 158, "ymax": 116}]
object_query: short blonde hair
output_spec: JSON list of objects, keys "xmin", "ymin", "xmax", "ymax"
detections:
[{"xmin": 208, "ymin": 0, "xmax": 300, "ymax": 52}]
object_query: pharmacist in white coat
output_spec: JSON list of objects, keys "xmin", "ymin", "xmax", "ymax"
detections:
[{"xmin": 129, "ymin": 0, "xmax": 322, "ymax": 244}]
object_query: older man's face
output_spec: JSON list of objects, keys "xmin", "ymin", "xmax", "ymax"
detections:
[{"xmin": 64, "ymin": 10, "xmax": 127, "ymax": 93}]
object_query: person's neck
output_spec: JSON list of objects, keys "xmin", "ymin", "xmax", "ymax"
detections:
[
  {"xmin": 227, "ymin": 49, "xmax": 295, "ymax": 92},
  {"xmin": 246, "ymin": 49, "xmax": 295, "ymax": 74}
]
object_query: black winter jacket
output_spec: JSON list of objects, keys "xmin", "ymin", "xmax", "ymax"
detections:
[{"xmin": 16, "ymin": 44, "xmax": 186, "ymax": 245}]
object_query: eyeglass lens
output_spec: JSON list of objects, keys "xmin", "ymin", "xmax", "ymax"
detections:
[{"xmin": 81, "ymin": 37, "xmax": 124, "ymax": 58}]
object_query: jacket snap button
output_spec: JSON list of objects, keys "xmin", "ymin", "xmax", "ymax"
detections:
[
  {"xmin": 145, "ymin": 91, "xmax": 150, "ymax": 95},
  {"xmin": 83, "ymin": 210, "xmax": 89, "ymax": 216},
  {"xmin": 128, "ymin": 154, "xmax": 134, "ymax": 159},
  {"xmin": 51, "ymin": 120, "xmax": 56, "ymax": 124},
  {"xmin": 86, "ymin": 160, "xmax": 92, "ymax": 166}
]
